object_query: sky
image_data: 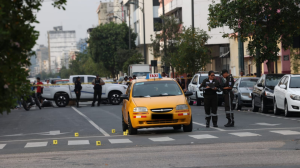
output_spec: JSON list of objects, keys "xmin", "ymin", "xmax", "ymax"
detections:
[{"xmin": 34, "ymin": 0, "xmax": 112, "ymax": 50}]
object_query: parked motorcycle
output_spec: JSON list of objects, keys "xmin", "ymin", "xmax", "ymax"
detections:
[{"xmin": 21, "ymin": 93, "xmax": 41, "ymax": 111}]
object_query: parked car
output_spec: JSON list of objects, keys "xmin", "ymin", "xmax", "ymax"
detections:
[
  {"xmin": 43, "ymin": 75, "xmax": 128, "ymax": 107},
  {"xmin": 273, "ymin": 74, "xmax": 300, "ymax": 117},
  {"xmin": 232, "ymin": 77, "xmax": 259, "ymax": 110},
  {"xmin": 49, "ymin": 78, "xmax": 61, "ymax": 84},
  {"xmin": 188, "ymin": 71, "xmax": 224, "ymax": 106},
  {"xmin": 252, "ymin": 74, "xmax": 285, "ymax": 113}
]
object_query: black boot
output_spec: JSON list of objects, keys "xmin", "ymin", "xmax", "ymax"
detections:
[
  {"xmin": 224, "ymin": 113, "xmax": 232, "ymax": 127},
  {"xmin": 205, "ymin": 116, "xmax": 211, "ymax": 128},
  {"xmin": 229, "ymin": 113, "xmax": 234, "ymax": 127},
  {"xmin": 212, "ymin": 116, "xmax": 218, "ymax": 127},
  {"xmin": 77, "ymin": 101, "xmax": 80, "ymax": 108}
]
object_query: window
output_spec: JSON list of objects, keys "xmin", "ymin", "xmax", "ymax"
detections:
[
  {"xmin": 126, "ymin": 83, "xmax": 132, "ymax": 97},
  {"xmin": 73, "ymin": 77, "xmax": 84, "ymax": 83},
  {"xmin": 88, "ymin": 77, "xmax": 95, "ymax": 83},
  {"xmin": 284, "ymin": 77, "xmax": 289, "ymax": 86},
  {"xmin": 278, "ymin": 77, "xmax": 286, "ymax": 86},
  {"xmin": 260, "ymin": 75, "xmax": 265, "ymax": 86},
  {"xmin": 290, "ymin": 77, "xmax": 300, "ymax": 88},
  {"xmin": 132, "ymin": 81, "xmax": 182, "ymax": 97},
  {"xmin": 199, "ymin": 76, "xmax": 208, "ymax": 84},
  {"xmin": 266, "ymin": 75, "xmax": 285, "ymax": 87},
  {"xmin": 239, "ymin": 78, "xmax": 258, "ymax": 88},
  {"xmin": 192, "ymin": 76, "xmax": 198, "ymax": 84},
  {"xmin": 234, "ymin": 79, "xmax": 240, "ymax": 88}
]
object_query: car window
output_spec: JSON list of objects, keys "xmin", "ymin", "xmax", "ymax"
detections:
[
  {"xmin": 278, "ymin": 77, "xmax": 286, "ymax": 86},
  {"xmin": 192, "ymin": 76, "xmax": 198, "ymax": 84},
  {"xmin": 239, "ymin": 78, "xmax": 258, "ymax": 88},
  {"xmin": 284, "ymin": 77, "xmax": 289, "ymax": 86},
  {"xmin": 132, "ymin": 81, "xmax": 183, "ymax": 97},
  {"xmin": 73, "ymin": 77, "xmax": 84, "ymax": 83},
  {"xmin": 199, "ymin": 76, "xmax": 207, "ymax": 84},
  {"xmin": 265, "ymin": 75, "xmax": 285, "ymax": 87},
  {"xmin": 88, "ymin": 77, "xmax": 95, "ymax": 83},
  {"xmin": 290, "ymin": 77, "xmax": 300, "ymax": 88},
  {"xmin": 126, "ymin": 83, "xmax": 132, "ymax": 97},
  {"xmin": 260, "ymin": 75, "xmax": 265, "ymax": 86},
  {"xmin": 234, "ymin": 78, "xmax": 240, "ymax": 87}
]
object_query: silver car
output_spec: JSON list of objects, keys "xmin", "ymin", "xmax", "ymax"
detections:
[{"xmin": 232, "ymin": 77, "xmax": 259, "ymax": 110}]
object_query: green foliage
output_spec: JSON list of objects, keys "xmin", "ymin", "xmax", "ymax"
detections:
[
  {"xmin": 174, "ymin": 27, "xmax": 211, "ymax": 75},
  {"xmin": 0, "ymin": 0, "xmax": 66, "ymax": 114},
  {"xmin": 208, "ymin": 0, "xmax": 300, "ymax": 72},
  {"xmin": 88, "ymin": 22, "xmax": 137, "ymax": 78},
  {"xmin": 116, "ymin": 49, "xmax": 144, "ymax": 73}
]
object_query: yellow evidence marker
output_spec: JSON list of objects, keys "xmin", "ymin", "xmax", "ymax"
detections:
[
  {"xmin": 112, "ymin": 129, "xmax": 115, "ymax": 133},
  {"xmin": 75, "ymin": 132, "xmax": 79, "ymax": 137},
  {"xmin": 53, "ymin": 140, "xmax": 57, "ymax": 145},
  {"xmin": 123, "ymin": 131, "xmax": 127, "ymax": 136},
  {"xmin": 96, "ymin": 141, "xmax": 101, "ymax": 146},
  {"xmin": 126, "ymin": 129, "xmax": 129, "ymax": 133}
]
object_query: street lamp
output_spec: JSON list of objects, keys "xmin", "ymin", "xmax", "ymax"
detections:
[{"xmin": 129, "ymin": 0, "xmax": 146, "ymax": 64}]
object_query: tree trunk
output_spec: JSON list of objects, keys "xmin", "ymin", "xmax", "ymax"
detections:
[{"xmin": 266, "ymin": 61, "xmax": 273, "ymax": 74}]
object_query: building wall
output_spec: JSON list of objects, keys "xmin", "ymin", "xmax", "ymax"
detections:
[
  {"xmin": 97, "ymin": 2, "xmax": 114, "ymax": 25},
  {"xmin": 47, "ymin": 26, "xmax": 76, "ymax": 73}
]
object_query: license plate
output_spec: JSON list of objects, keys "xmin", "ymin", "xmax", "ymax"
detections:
[{"xmin": 152, "ymin": 114, "xmax": 173, "ymax": 119}]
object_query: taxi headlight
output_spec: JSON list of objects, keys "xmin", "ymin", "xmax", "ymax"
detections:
[
  {"xmin": 133, "ymin": 107, "xmax": 148, "ymax": 112},
  {"xmin": 176, "ymin": 104, "xmax": 189, "ymax": 110}
]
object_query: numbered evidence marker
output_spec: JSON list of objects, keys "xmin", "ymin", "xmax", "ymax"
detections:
[
  {"xmin": 75, "ymin": 132, "xmax": 79, "ymax": 137},
  {"xmin": 123, "ymin": 131, "xmax": 127, "ymax": 136},
  {"xmin": 112, "ymin": 129, "xmax": 115, "ymax": 133},
  {"xmin": 126, "ymin": 129, "xmax": 129, "ymax": 133},
  {"xmin": 96, "ymin": 141, "xmax": 101, "ymax": 146},
  {"xmin": 53, "ymin": 140, "xmax": 58, "ymax": 145}
]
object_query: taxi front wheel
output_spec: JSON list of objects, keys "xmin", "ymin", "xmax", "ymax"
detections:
[
  {"xmin": 128, "ymin": 115, "xmax": 137, "ymax": 135},
  {"xmin": 183, "ymin": 116, "xmax": 193, "ymax": 132}
]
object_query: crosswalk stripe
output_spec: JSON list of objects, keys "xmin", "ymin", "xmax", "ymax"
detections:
[
  {"xmin": 189, "ymin": 134, "xmax": 218, "ymax": 139},
  {"xmin": 229, "ymin": 132, "xmax": 261, "ymax": 137},
  {"xmin": 0, "ymin": 144, "xmax": 6, "ymax": 149},
  {"xmin": 270, "ymin": 130, "xmax": 300, "ymax": 135},
  {"xmin": 25, "ymin": 142, "xmax": 48, "ymax": 148},
  {"xmin": 149, "ymin": 137, "xmax": 174, "ymax": 142},
  {"xmin": 68, "ymin": 140, "xmax": 90, "ymax": 145},
  {"xmin": 108, "ymin": 139, "xmax": 132, "ymax": 144}
]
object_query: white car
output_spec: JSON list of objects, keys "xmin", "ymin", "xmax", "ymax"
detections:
[
  {"xmin": 273, "ymin": 74, "xmax": 300, "ymax": 117},
  {"xmin": 188, "ymin": 72, "xmax": 224, "ymax": 106},
  {"xmin": 43, "ymin": 75, "xmax": 128, "ymax": 107}
]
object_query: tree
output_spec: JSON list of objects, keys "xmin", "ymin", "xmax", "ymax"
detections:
[
  {"xmin": 174, "ymin": 27, "xmax": 211, "ymax": 75},
  {"xmin": 116, "ymin": 49, "xmax": 144, "ymax": 73},
  {"xmin": 151, "ymin": 16, "xmax": 182, "ymax": 76},
  {"xmin": 290, "ymin": 47, "xmax": 300, "ymax": 73},
  {"xmin": 0, "ymin": 0, "xmax": 66, "ymax": 114},
  {"xmin": 208, "ymin": 0, "xmax": 300, "ymax": 75},
  {"xmin": 88, "ymin": 22, "xmax": 137, "ymax": 78}
]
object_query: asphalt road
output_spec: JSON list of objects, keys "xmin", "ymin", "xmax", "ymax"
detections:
[{"xmin": 1, "ymin": 102, "xmax": 300, "ymax": 167}]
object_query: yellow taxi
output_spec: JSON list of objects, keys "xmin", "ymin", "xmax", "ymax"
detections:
[{"xmin": 120, "ymin": 73, "xmax": 193, "ymax": 135}]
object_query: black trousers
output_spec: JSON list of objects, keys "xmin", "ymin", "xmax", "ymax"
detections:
[
  {"xmin": 204, "ymin": 94, "xmax": 218, "ymax": 117},
  {"xmin": 75, "ymin": 92, "xmax": 81, "ymax": 104},
  {"xmin": 92, "ymin": 88, "xmax": 102, "ymax": 105},
  {"xmin": 223, "ymin": 91, "xmax": 234, "ymax": 113}
]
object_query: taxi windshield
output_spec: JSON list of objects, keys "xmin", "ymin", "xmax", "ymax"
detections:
[{"xmin": 132, "ymin": 81, "xmax": 183, "ymax": 97}]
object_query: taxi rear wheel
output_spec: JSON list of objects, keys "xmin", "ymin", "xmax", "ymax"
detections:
[
  {"xmin": 183, "ymin": 116, "xmax": 193, "ymax": 132},
  {"xmin": 122, "ymin": 113, "xmax": 128, "ymax": 132},
  {"xmin": 128, "ymin": 114, "xmax": 137, "ymax": 135}
]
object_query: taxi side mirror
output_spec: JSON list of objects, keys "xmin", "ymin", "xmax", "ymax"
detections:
[
  {"xmin": 120, "ymin": 94, "xmax": 129, "ymax": 100},
  {"xmin": 185, "ymin": 91, "xmax": 193, "ymax": 97}
]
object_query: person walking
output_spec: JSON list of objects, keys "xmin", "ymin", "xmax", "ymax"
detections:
[
  {"xmin": 221, "ymin": 69, "xmax": 235, "ymax": 127},
  {"xmin": 200, "ymin": 71, "xmax": 221, "ymax": 127},
  {"xmin": 92, "ymin": 74, "xmax": 105, "ymax": 107},
  {"xmin": 74, "ymin": 77, "xmax": 82, "ymax": 108}
]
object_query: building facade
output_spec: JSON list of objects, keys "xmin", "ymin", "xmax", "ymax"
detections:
[
  {"xmin": 36, "ymin": 45, "xmax": 49, "ymax": 74},
  {"xmin": 47, "ymin": 26, "xmax": 76, "ymax": 73}
]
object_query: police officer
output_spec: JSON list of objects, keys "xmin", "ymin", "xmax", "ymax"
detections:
[
  {"xmin": 74, "ymin": 77, "xmax": 82, "ymax": 108},
  {"xmin": 92, "ymin": 74, "xmax": 105, "ymax": 107},
  {"xmin": 200, "ymin": 71, "xmax": 221, "ymax": 127},
  {"xmin": 221, "ymin": 69, "xmax": 235, "ymax": 127}
]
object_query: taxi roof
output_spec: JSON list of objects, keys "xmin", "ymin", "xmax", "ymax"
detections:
[{"xmin": 131, "ymin": 77, "xmax": 176, "ymax": 84}]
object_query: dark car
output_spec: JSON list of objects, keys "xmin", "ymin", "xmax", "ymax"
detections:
[
  {"xmin": 252, "ymin": 74, "xmax": 285, "ymax": 113},
  {"xmin": 233, "ymin": 77, "xmax": 259, "ymax": 110}
]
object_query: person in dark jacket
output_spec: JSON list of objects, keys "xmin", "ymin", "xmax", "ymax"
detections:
[
  {"xmin": 92, "ymin": 74, "xmax": 105, "ymax": 107},
  {"xmin": 200, "ymin": 71, "xmax": 221, "ymax": 127},
  {"xmin": 74, "ymin": 77, "xmax": 82, "ymax": 108},
  {"xmin": 222, "ymin": 69, "xmax": 235, "ymax": 127}
]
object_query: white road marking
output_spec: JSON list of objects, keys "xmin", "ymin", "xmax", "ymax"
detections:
[
  {"xmin": 230, "ymin": 132, "xmax": 261, "ymax": 137},
  {"xmin": 68, "ymin": 140, "xmax": 90, "ymax": 145},
  {"xmin": 149, "ymin": 137, "xmax": 174, "ymax": 142},
  {"xmin": 253, "ymin": 123, "xmax": 281, "ymax": 126},
  {"xmin": 270, "ymin": 130, "xmax": 300, "ymax": 135},
  {"xmin": 193, "ymin": 122, "xmax": 226, "ymax": 131},
  {"xmin": 0, "ymin": 144, "xmax": 6, "ymax": 149},
  {"xmin": 189, "ymin": 134, "xmax": 218, "ymax": 139},
  {"xmin": 25, "ymin": 142, "xmax": 48, "ymax": 148},
  {"xmin": 71, "ymin": 107, "xmax": 110, "ymax": 136},
  {"xmin": 109, "ymin": 139, "xmax": 132, "ymax": 144}
]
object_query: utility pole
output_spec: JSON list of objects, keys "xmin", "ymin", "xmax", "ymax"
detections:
[
  {"xmin": 143, "ymin": 0, "xmax": 146, "ymax": 64},
  {"xmin": 256, "ymin": 46, "xmax": 261, "ymax": 77},
  {"xmin": 162, "ymin": 0, "xmax": 168, "ymax": 74},
  {"xmin": 238, "ymin": 32, "xmax": 244, "ymax": 75}
]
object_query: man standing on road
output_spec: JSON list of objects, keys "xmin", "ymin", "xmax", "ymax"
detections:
[
  {"xmin": 122, "ymin": 76, "xmax": 129, "ymax": 85},
  {"xmin": 222, "ymin": 69, "xmax": 235, "ymax": 127},
  {"xmin": 92, "ymin": 75, "xmax": 105, "ymax": 107},
  {"xmin": 74, "ymin": 77, "xmax": 82, "ymax": 108},
  {"xmin": 36, "ymin": 77, "xmax": 43, "ymax": 104},
  {"xmin": 200, "ymin": 71, "xmax": 221, "ymax": 128}
]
